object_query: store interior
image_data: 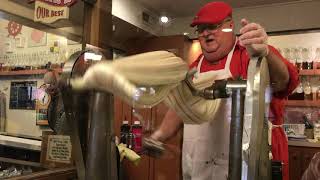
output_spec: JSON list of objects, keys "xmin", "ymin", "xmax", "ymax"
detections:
[{"xmin": 0, "ymin": 0, "xmax": 319, "ymax": 179}]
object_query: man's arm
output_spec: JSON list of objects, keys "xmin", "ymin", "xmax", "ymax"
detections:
[
  {"xmin": 150, "ymin": 108, "xmax": 183, "ymax": 142},
  {"xmin": 265, "ymin": 48, "xmax": 290, "ymax": 92},
  {"xmin": 239, "ymin": 18, "xmax": 289, "ymax": 92}
]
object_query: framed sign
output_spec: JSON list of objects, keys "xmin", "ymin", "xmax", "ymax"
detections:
[{"xmin": 9, "ymin": 81, "xmax": 37, "ymax": 110}]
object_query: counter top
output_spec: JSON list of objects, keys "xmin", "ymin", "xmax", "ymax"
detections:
[
  {"xmin": 288, "ymin": 140, "xmax": 320, "ymax": 148},
  {"xmin": 0, "ymin": 135, "xmax": 42, "ymax": 151}
]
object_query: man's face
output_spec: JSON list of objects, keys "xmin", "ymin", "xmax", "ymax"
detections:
[{"xmin": 196, "ymin": 18, "xmax": 234, "ymax": 61}]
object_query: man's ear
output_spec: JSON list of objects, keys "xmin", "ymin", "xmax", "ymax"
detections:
[
  {"xmin": 230, "ymin": 21, "xmax": 234, "ymax": 28},
  {"xmin": 229, "ymin": 21, "xmax": 235, "ymax": 31}
]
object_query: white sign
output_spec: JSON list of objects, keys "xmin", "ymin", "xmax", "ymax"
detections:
[{"xmin": 46, "ymin": 135, "xmax": 72, "ymax": 163}]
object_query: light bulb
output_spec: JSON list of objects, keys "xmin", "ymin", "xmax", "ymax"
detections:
[{"xmin": 160, "ymin": 16, "xmax": 169, "ymax": 23}]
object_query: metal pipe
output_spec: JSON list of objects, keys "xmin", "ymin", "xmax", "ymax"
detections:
[
  {"xmin": 229, "ymin": 88, "xmax": 246, "ymax": 180},
  {"xmin": 226, "ymin": 81, "xmax": 247, "ymax": 89},
  {"xmin": 86, "ymin": 92, "xmax": 118, "ymax": 180}
]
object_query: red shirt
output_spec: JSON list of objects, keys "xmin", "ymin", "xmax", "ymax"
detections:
[{"xmin": 190, "ymin": 42, "xmax": 300, "ymax": 125}]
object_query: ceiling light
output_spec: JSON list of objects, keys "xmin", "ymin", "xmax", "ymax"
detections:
[
  {"xmin": 183, "ymin": 32, "xmax": 189, "ymax": 36},
  {"xmin": 160, "ymin": 16, "xmax": 169, "ymax": 23}
]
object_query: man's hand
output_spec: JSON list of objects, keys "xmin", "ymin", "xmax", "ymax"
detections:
[{"xmin": 239, "ymin": 18, "xmax": 269, "ymax": 57}]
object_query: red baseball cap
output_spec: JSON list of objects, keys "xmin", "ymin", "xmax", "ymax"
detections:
[{"xmin": 190, "ymin": 1, "xmax": 233, "ymax": 27}]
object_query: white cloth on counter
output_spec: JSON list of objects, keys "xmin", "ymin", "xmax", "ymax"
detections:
[{"xmin": 71, "ymin": 50, "xmax": 221, "ymax": 124}]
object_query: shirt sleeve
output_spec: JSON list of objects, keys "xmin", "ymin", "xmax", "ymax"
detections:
[{"xmin": 269, "ymin": 45, "xmax": 300, "ymax": 98}]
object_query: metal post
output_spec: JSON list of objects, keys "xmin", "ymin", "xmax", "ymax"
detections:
[
  {"xmin": 229, "ymin": 88, "xmax": 245, "ymax": 180},
  {"xmin": 86, "ymin": 92, "xmax": 118, "ymax": 180}
]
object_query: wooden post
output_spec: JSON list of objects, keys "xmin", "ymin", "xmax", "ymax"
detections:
[{"xmin": 83, "ymin": 0, "xmax": 112, "ymax": 49}]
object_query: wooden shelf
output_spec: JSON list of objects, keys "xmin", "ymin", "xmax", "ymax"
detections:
[
  {"xmin": 285, "ymin": 100, "xmax": 320, "ymax": 107},
  {"xmin": 0, "ymin": 68, "xmax": 62, "ymax": 76},
  {"xmin": 36, "ymin": 120, "xmax": 49, "ymax": 126},
  {"xmin": 298, "ymin": 69, "xmax": 320, "ymax": 76}
]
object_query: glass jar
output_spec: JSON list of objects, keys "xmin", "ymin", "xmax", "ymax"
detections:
[
  {"xmin": 316, "ymin": 48, "xmax": 320, "ymax": 69},
  {"xmin": 295, "ymin": 82, "xmax": 305, "ymax": 100},
  {"xmin": 304, "ymin": 80, "xmax": 312, "ymax": 100},
  {"xmin": 314, "ymin": 122, "xmax": 320, "ymax": 141},
  {"xmin": 292, "ymin": 48, "xmax": 303, "ymax": 70}
]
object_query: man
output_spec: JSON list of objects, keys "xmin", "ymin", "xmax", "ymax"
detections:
[{"xmin": 149, "ymin": 1, "xmax": 299, "ymax": 180}]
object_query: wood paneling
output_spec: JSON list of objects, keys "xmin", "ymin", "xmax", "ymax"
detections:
[
  {"xmin": 113, "ymin": 35, "xmax": 191, "ymax": 180},
  {"xmin": 289, "ymin": 145, "xmax": 320, "ymax": 180}
]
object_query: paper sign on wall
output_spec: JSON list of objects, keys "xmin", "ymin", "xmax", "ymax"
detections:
[{"xmin": 46, "ymin": 135, "xmax": 72, "ymax": 163}]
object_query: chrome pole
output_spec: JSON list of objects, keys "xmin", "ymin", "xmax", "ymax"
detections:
[{"xmin": 86, "ymin": 92, "xmax": 118, "ymax": 180}]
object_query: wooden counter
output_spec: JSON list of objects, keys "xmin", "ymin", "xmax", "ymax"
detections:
[
  {"xmin": 0, "ymin": 135, "xmax": 41, "ymax": 151},
  {"xmin": 288, "ymin": 140, "xmax": 320, "ymax": 180},
  {"xmin": 288, "ymin": 140, "xmax": 320, "ymax": 148}
]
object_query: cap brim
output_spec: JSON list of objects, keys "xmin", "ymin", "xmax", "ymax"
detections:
[{"xmin": 190, "ymin": 18, "xmax": 222, "ymax": 27}]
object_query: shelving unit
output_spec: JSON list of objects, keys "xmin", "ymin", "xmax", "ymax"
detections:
[
  {"xmin": 285, "ymin": 100, "xmax": 320, "ymax": 107},
  {"xmin": 286, "ymin": 67, "xmax": 320, "ymax": 107},
  {"xmin": 0, "ymin": 68, "xmax": 62, "ymax": 76},
  {"xmin": 299, "ymin": 69, "xmax": 320, "ymax": 76}
]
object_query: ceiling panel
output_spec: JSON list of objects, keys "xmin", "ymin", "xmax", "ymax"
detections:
[{"xmin": 136, "ymin": 0, "xmax": 301, "ymax": 17}]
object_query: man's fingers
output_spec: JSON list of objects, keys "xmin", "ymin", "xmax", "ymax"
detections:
[
  {"xmin": 240, "ymin": 22, "xmax": 261, "ymax": 34},
  {"xmin": 241, "ymin": 18, "xmax": 249, "ymax": 27},
  {"xmin": 240, "ymin": 37, "xmax": 266, "ymax": 46},
  {"xmin": 239, "ymin": 29, "xmax": 263, "ymax": 41}
]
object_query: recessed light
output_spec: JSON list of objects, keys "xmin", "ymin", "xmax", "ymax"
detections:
[{"xmin": 183, "ymin": 32, "xmax": 189, "ymax": 35}]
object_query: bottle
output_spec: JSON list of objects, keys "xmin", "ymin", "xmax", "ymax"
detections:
[
  {"xmin": 132, "ymin": 121, "xmax": 143, "ymax": 153},
  {"xmin": 120, "ymin": 120, "xmax": 130, "ymax": 145}
]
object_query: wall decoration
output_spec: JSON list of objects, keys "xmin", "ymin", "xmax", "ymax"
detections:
[
  {"xmin": 15, "ymin": 37, "xmax": 26, "ymax": 48},
  {"xmin": 28, "ymin": 29, "xmax": 47, "ymax": 47},
  {"xmin": 4, "ymin": 41, "xmax": 14, "ymax": 53},
  {"xmin": 6, "ymin": 21, "xmax": 22, "ymax": 38},
  {"xmin": 36, "ymin": 84, "xmax": 51, "ymax": 125}
]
